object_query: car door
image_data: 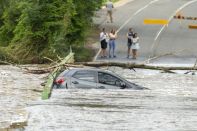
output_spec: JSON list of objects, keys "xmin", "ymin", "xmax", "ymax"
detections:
[
  {"xmin": 70, "ymin": 70, "xmax": 97, "ymax": 89},
  {"xmin": 97, "ymin": 71, "xmax": 125, "ymax": 89}
]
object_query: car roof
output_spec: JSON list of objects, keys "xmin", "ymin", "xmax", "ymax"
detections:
[
  {"xmin": 59, "ymin": 68, "xmax": 147, "ymax": 90},
  {"xmin": 68, "ymin": 67, "xmax": 123, "ymax": 79},
  {"xmin": 69, "ymin": 67, "xmax": 110, "ymax": 72}
]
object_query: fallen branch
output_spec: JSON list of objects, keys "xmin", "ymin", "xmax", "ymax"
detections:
[
  {"xmin": 0, "ymin": 60, "xmax": 24, "ymax": 70},
  {"xmin": 24, "ymin": 64, "xmax": 59, "ymax": 74},
  {"xmin": 143, "ymin": 49, "xmax": 185, "ymax": 64},
  {"xmin": 43, "ymin": 57, "xmax": 58, "ymax": 64},
  {"xmin": 25, "ymin": 68, "xmax": 52, "ymax": 74},
  {"xmin": 76, "ymin": 61, "xmax": 197, "ymax": 71},
  {"xmin": 184, "ymin": 57, "xmax": 197, "ymax": 74},
  {"xmin": 64, "ymin": 64, "xmax": 84, "ymax": 68},
  {"xmin": 42, "ymin": 52, "xmax": 75, "ymax": 100},
  {"xmin": 160, "ymin": 68, "xmax": 176, "ymax": 74},
  {"xmin": 25, "ymin": 63, "xmax": 83, "ymax": 74}
]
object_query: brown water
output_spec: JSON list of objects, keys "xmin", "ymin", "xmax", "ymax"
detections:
[
  {"xmin": 0, "ymin": 65, "xmax": 46, "ymax": 130},
  {"xmin": 24, "ymin": 67, "xmax": 197, "ymax": 131},
  {"xmin": 1, "ymin": 65, "xmax": 197, "ymax": 130}
]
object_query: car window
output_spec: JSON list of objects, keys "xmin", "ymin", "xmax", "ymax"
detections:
[
  {"xmin": 98, "ymin": 72, "xmax": 123, "ymax": 87},
  {"xmin": 58, "ymin": 70, "xmax": 70, "ymax": 77},
  {"xmin": 72, "ymin": 70, "xmax": 96, "ymax": 82}
]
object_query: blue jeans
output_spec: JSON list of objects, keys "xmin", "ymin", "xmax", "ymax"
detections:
[{"xmin": 109, "ymin": 40, "xmax": 115, "ymax": 57}]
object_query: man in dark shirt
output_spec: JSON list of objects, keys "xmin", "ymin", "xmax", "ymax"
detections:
[{"xmin": 127, "ymin": 28, "xmax": 134, "ymax": 58}]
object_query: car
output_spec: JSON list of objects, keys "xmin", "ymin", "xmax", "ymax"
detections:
[{"xmin": 53, "ymin": 68, "xmax": 147, "ymax": 90}]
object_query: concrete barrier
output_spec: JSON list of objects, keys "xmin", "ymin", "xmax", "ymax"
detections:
[
  {"xmin": 188, "ymin": 24, "xmax": 197, "ymax": 29},
  {"xmin": 144, "ymin": 19, "xmax": 168, "ymax": 25}
]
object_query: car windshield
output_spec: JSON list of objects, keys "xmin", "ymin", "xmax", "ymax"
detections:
[
  {"xmin": 105, "ymin": 70, "xmax": 127, "ymax": 81},
  {"xmin": 98, "ymin": 71, "xmax": 123, "ymax": 87}
]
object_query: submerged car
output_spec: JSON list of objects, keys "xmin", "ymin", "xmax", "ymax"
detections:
[{"xmin": 53, "ymin": 68, "xmax": 147, "ymax": 90}]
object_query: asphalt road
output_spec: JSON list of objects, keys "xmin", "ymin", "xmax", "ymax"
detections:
[{"xmin": 94, "ymin": 0, "xmax": 197, "ymax": 65}]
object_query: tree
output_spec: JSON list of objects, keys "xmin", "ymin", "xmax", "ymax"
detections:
[{"xmin": 0, "ymin": 0, "xmax": 103, "ymax": 63}]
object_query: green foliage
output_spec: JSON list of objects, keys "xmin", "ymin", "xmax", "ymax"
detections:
[
  {"xmin": 0, "ymin": 0, "xmax": 103, "ymax": 63},
  {"xmin": 0, "ymin": 0, "xmax": 21, "ymax": 46},
  {"xmin": 73, "ymin": 46, "xmax": 95, "ymax": 62},
  {"xmin": 0, "ymin": 47, "xmax": 7, "ymax": 61}
]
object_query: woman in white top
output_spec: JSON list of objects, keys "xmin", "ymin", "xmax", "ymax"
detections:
[
  {"xmin": 108, "ymin": 29, "xmax": 117, "ymax": 58},
  {"xmin": 131, "ymin": 33, "xmax": 140, "ymax": 59},
  {"xmin": 100, "ymin": 28, "xmax": 108, "ymax": 58}
]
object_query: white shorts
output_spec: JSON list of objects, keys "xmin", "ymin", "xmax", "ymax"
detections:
[{"xmin": 131, "ymin": 43, "xmax": 140, "ymax": 50}]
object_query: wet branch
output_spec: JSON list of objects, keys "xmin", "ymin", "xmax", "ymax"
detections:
[
  {"xmin": 76, "ymin": 61, "xmax": 197, "ymax": 71},
  {"xmin": 143, "ymin": 49, "xmax": 185, "ymax": 64},
  {"xmin": 184, "ymin": 57, "xmax": 197, "ymax": 75}
]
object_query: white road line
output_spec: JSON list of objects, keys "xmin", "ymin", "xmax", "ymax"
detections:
[
  {"xmin": 150, "ymin": 0, "xmax": 197, "ymax": 56},
  {"xmin": 94, "ymin": 0, "xmax": 161, "ymax": 61}
]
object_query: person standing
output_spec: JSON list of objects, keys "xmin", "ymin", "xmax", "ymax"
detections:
[
  {"xmin": 131, "ymin": 33, "xmax": 140, "ymax": 59},
  {"xmin": 109, "ymin": 29, "xmax": 117, "ymax": 58},
  {"xmin": 106, "ymin": 0, "xmax": 114, "ymax": 23},
  {"xmin": 100, "ymin": 28, "xmax": 108, "ymax": 58},
  {"xmin": 127, "ymin": 28, "xmax": 134, "ymax": 58}
]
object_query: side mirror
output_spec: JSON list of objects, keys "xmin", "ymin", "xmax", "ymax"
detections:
[
  {"xmin": 99, "ymin": 79, "xmax": 106, "ymax": 84},
  {"xmin": 120, "ymin": 82, "xmax": 126, "ymax": 89}
]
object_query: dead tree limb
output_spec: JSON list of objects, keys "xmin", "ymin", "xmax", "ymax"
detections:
[
  {"xmin": 24, "ymin": 63, "xmax": 83, "ymax": 74},
  {"xmin": 76, "ymin": 61, "xmax": 197, "ymax": 71},
  {"xmin": 0, "ymin": 60, "xmax": 24, "ymax": 70},
  {"xmin": 185, "ymin": 57, "xmax": 197, "ymax": 74},
  {"xmin": 143, "ymin": 49, "xmax": 186, "ymax": 64},
  {"xmin": 160, "ymin": 68, "xmax": 176, "ymax": 74}
]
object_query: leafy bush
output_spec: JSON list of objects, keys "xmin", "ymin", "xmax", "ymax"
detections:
[
  {"xmin": 73, "ymin": 46, "xmax": 95, "ymax": 62},
  {"xmin": 0, "ymin": 0, "xmax": 105, "ymax": 63}
]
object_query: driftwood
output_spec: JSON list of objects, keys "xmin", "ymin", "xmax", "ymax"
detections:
[
  {"xmin": 160, "ymin": 69, "xmax": 176, "ymax": 74},
  {"xmin": 26, "ymin": 62, "xmax": 195, "ymax": 75},
  {"xmin": 25, "ymin": 68, "xmax": 52, "ymax": 74},
  {"xmin": 0, "ymin": 60, "xmax": 50, "ymax": 74},
  {"xmin": 25, "ymin": 63, "xmax": 83, "ymax": 74},
  {"xmin": 143, "ymin": 49, "xmax": 185, "ymax": 64},
  {"xmin": 76, "ymin": 62, "xmax": 197, "ymax": 71},
  {"xmin": 25, "ymin": 65, "xmax": 57, "ymax": 74},
  {"xmin": 1, "ymin": 59, "xmax": 196, "ymax": 75},
  {"xmin": 43, "ymin": 57, "xmax": 59, "ymax": 65},
  {"xmin": 27, "ymin": 61, "xmax": 197, "ymax": 75},
  {"xmin": 0, "ymin": 60, "xmax": 24, "ymax": 70},
  {"xmin": 184, "ymin": 57, "xmax": 197, "ymax": 75}
]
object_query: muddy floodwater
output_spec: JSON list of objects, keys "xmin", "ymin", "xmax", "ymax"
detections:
[
  {"xmin": 1, "ymin": 66, "xmax": 197, "ymax": 131},
  {"xmin": 0, "ymin": 65, "xmax": 46, "ymax": 130},
  {"xmin": 26, "ymin": 67, "xmax": 197, "ymax": 131}
]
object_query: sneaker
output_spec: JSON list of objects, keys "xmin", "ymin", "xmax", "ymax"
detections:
[{"xmin": 113, "ymin": 55, "xmax": 116, "ymax": 58}]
